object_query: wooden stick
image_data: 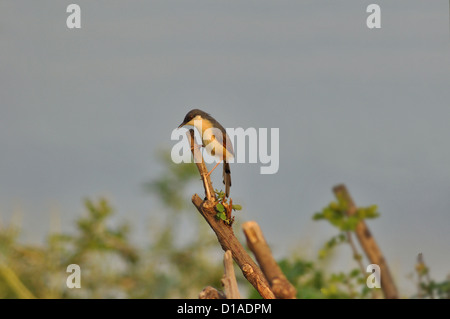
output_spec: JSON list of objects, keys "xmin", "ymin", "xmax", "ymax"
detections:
[
  {"xmin": 187, "ymin": 130, "xmax": 215, "ymax": 201},
  {"xmin": 221, "ymin": 250, "xmax": 241, "ymax": 299},
  {"xmin": 346, "ymin": 230, "xmax": 380, "ymax": 298},
  {"xmin": 333, "ymin": 184, "xmax": 399, "ymax": 299},
  {"xmin": 242, "ymin": 221, "xmax": 297, "ymax": 299}
]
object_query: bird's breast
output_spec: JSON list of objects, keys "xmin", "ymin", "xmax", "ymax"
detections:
[{"xmin": 204, "ymin": 138, "xmax": 225, "ymax": 158}]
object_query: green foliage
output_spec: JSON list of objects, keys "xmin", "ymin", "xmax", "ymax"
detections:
[
  {"xmin": 313, "ymin": 201, "xmax": 379, "ymax": 232},
  {"xmin": 277, "ymin": 258, "xmax": 326, "ymax": 299},
  {"xmin": 70, "ymin": 198, "xmax": 138, "ymax": 264},
  {"xmin": 0, "ymin": 197, "xmax": 139, "ymax": 298},
  {"xmin": 213, "ymin": 189, "xmax": 242, "ymax": 226},
  {"xmin": 412, "ymin": 254, "xmax": 450, "ymax": 299},
  {"xmin": 417, "ymin": 279, "xmax": 450, "ymax": 299},
  {"xmin": 247, "ymin": 257, "xmax": 372, "ymax": 299},
  {"xmin": 313, "ymin": 199, "xmax": 379, "ymax": 262},
  {"xmin": 312, "ymin": 198, "xmax": 382, "ymax": 298},
  {"xmin": 321, "ymin": 268, "xmax": 372, "ymax": 298},
  {"xmin": 317, "ymin": 233, "xmax": 348, "ymax": 260},
  {"xmin": 215, "ymin": 203, "xmax": 227, "ymax": 222}
]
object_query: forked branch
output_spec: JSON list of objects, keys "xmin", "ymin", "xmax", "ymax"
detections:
[{"xmin": 187, "ymin": 129, "xmax": 275, "ymax": 299}]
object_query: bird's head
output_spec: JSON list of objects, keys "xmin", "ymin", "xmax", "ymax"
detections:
[{"xmin": 178, "ymin": 109, "xmax": 210, "ymax": 128}]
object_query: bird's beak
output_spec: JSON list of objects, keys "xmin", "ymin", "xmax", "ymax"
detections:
[{"xmin": 178, "ymin": 122, "xmax": 185, "ymax": 129}]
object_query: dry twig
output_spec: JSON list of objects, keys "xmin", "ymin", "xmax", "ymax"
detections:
[
  {"xmin": 221, "ymin": 250, "xmax": 241, "ymax": 299},
  {"xmin": 243, "ymin": 221, "xmax": 297, "ymax": 299}
]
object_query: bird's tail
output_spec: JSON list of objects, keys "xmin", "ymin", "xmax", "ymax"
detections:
[{"xmin": 223, "ymin": 161, "xmax": 231, "ymax": 197}]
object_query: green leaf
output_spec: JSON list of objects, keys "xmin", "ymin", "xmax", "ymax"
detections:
[
  {"xmin": 214, "ymin": 189, "xmax": 225, "ymax": 200},
  {"xmin": 338, "ymin": 233, "xmax": 347, "ymax": 242},
  {"xmin": 216, "ymin": 212, "xmax": 227, "ymax": 221},
  {"xmin": 326, "ymin": 237, "xmax": 337, "ymax": 248},
  {"xmin": 232, "ymin": 204, "xmax": 242, "ymax": 211},
  {"xmin": 312, "ymin": 212, "xmax": 324, "ymax": 220},
  {"xmin": 329, "ymin": 201, "xmax": 339, "ymax": 210},
  {"xmin": 342, "ymin": 216, "xmax": 359, "ymax": 231},
  {"xmin": 215, "ymin": 203, "xmax": 225, "ymax": 213},
  {"xmin": 350, "ymin": 269, "xmax": 361, "ymax": 278}
]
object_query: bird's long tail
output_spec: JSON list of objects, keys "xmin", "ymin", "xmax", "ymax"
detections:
[{"xmin": 223, "ymin": 161, "xmax": 231, "ymax": 197}]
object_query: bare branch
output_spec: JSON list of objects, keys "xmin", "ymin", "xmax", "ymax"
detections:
[
  {"xmin": 242, "ymin": 221, "xmax": 297, "ymax": 299},
  {"xmin": 187, "ymin": 131, "xmax": 275, "ymax": 299},
  {"xmin": 186, "ymin": 129, "xmax": 215, "ymax": 201},
  {"xmin": 221, "ymin": 250, "xmax": 241, "ymax": 299}
]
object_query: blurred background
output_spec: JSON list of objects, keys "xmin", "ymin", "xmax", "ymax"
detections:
[{"xmin": 1, "ymin": 1, "xmax": 449, "ymax": 298}]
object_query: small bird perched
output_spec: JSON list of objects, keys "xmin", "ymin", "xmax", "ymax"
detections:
[{"xmin": 178, "ymin": 109, "xmax": 234, "ymax": 197}]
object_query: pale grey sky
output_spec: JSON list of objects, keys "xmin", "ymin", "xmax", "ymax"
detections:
[{"xmin": 1, "ymin": 1, "xmax": 449, "ymax": 296}]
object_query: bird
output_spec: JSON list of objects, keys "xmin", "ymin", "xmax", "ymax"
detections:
[{"xmin": 178, "ymin": 109, "xmax": 234, "ymax": 197}]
